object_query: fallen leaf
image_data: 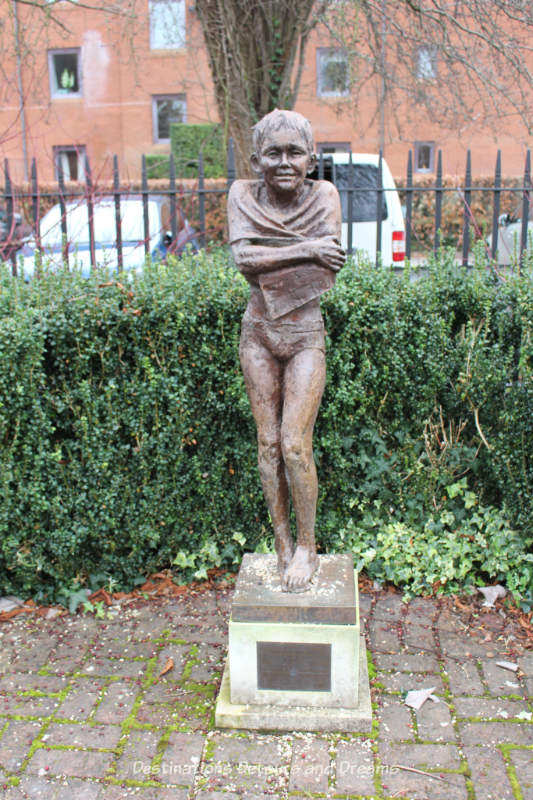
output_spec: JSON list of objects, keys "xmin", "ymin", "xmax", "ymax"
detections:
[
  {"xmin": 44, "ymin": 608, "xmax": 64, "ymax": 620},
  {"xmin": 88, "ymin": 588, "xmax": 113, "ymax": 606},
  {"xmin": 454, "ymin": 597, "xmax": 472, "ymax": 613},
  {"xmin": 0, "ymin": 596, "xmax": 25, "ymax": 613},
  {"xmin": 496, "ymin": 660, "xmax": 518, "ymax": 672},
  {"xmin": 404, "ymin": 687, "xmax": 437, "ymax": 710},
  {"xmin": 477, "ymin": 585, "xmax": 506, "ymax": 607},
  {"xmin": 159, "ymin": 657, "xmax": 174, "ymax": 678},
  {"xmin": 0, "ymin": 607, "xmax": 32, "ymax": 622}
]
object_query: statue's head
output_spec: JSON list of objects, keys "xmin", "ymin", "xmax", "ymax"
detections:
[
  {"xmin": 250, "ymin": 110, "xmax": 316, "ymax": 194},
  {"xmin": 252, "ymin": 109, "xmax": 314, "ymax": 155}
]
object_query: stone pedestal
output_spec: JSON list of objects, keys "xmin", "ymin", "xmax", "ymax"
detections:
[{"xmin": 215, "ymin": 553, "xmax": 372, "ymax": 732}]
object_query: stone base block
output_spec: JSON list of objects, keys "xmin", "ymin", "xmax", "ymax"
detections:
[
  {"xmin": 229, "ymin": 618, "xmax": 359, "ymax": 707},
  {"xmin": 228, "ymin": 553, "xmax": 361, "ymax": 708},
  {"xmin": 215, "ymin": 635, "xmax": 372, "ymax": 733}
]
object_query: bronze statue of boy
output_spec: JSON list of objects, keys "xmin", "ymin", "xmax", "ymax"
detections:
[{"xmin": 228, "ymin": 110, "xmax": 345, "ymax": 593}]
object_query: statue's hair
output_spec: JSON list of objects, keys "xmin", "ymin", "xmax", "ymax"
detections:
[{"xmin": 252, "ymin": 109, "xmax": 314, "ymax": 154}]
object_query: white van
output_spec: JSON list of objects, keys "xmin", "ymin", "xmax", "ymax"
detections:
[
  {"xmin": 315, "ymin": 153, "xmax": 405, "ymax": 266},
  {"xmin": 18, "ymin": 195, "xmax": 197, "ymax": 279}
]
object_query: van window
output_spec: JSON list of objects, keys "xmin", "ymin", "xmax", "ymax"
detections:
[{"xmin": 333, "ymin": 164, "xmax": 388, "ymax": 223}]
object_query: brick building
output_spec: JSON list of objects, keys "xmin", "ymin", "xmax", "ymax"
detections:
[{"xmin": 1, "ymin": 0, "xmax": 531, "ymax": 183}]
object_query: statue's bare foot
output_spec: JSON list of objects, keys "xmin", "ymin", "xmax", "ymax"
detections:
[
  {"xmin": 283, "ymin": 545, "xmax": 318, "ymax": 593},
  {"xmin": 276, "ymin": 536, "xmax": 295, "ymax": 590}
]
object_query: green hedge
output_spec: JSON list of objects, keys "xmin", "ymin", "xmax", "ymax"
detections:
[
  {"xmin": 145, "ymin": 154, "xmax": 171, "ymax": 180},
  {"xmin": 0, "ymin": 250, "xmax": 531, "ymax": 605},
  {"xmin": 170, "ymin": 123, "xmax": 225, "ymax": 178}
]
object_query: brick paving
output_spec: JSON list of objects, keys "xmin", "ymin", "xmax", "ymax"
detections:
[{"xmin": 0, "ymin": 586, "xmax": 530, "ymax": 799}]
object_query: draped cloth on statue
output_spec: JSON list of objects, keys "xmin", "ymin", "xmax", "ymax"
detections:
[{"xmin": 228, "ymin": 179, "xmax": 341, "ymax": 319}]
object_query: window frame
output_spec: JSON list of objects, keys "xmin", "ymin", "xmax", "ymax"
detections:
[
  {"xmin": 53, "ymin": 145, "xmax": 87, "ymax": 181},
  {"xmin": 152, "ymin": 94, "xmax": 187, "ymax": 143},
  {"xmin": 149, "ymin": 0, "xmax": 186, "ymax": 51},
  {"xmin": 414, "ymin": 141, "xmax": 436, "ymax": 173},
  {"xmin": 48, "ymin": 48, "xmax": 82, "ymax": 98},
  {"xmin": 317, "ymin": 142, "xmax": 351, "ymax": 154},
  {"xmin": 415, "ymin": 46, "xmax": 437, "ymax": 81},
  {"xmin": 316, "ymin": 48, "xmax": 349, "ymax": 97}
]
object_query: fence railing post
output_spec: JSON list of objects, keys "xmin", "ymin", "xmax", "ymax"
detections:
[
  {"xmin": 434, "ymin": 150, "xmax": 443, "ymax": 255},
  {"xmin": 405, "ymin": 150, "xmax": 413, "ymax": 261},
  {"xmin": 57, "ymin": 158, "xmax": 68, "ymax": 265},
  {"xmin": 462, "ymin": 150, "xmax": 471, "ymax": 267},
  {"xmin": 141, "ymin": 154, "xmax": 150, "ymax": 258},
  {"xmin": 113, "ymin": 155, "xmax": 123, "ymax": 272},
  {"xmin": 490, "ymin": 150, "xmax": 502, "ymax": 262},
  {"xmin": 30, "ymin": 158, "xmax": 41, "ymax": 278},
  {"xmin": 198, "ymin": 151, "xmax": 206, "ymax": 250},
  {"xmin": 520, "ymin": 149, "xmax": 530, "ymax": 270},
  {"xmin": 169, "ymin": 153, "xmax": 177, "ymax": 248},
  {"xmin": 347, "ymin": 151, "xmax": 354, "ymax": 257},
  {"xmin": 4, "ymin": 159, "xmax": 17, "ymax": 276},
  {"xmin": 84, "ymin": 154, "xmax": 96, "ymax": 270},
  {"xmin": 376, "ymin": 150, "xmax": 383, "ymax": 267}
]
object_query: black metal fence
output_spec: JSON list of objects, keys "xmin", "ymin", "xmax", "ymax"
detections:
[
  {"xmin": 1, "ymin": 147, "xmax": 233, "ymax": 276},
  {"xmin": 1, "ymin": 142, "xmax": 531, "ymax": 275},
  {"xmin": 403, "ymin": 148, "xmax": 531, "ymax": 267}
]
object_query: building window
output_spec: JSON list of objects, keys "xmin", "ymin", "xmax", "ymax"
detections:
[
  {"xmin": 49, "ymin": 49, "xmax": 81, "ymax": 97},
  {"xmin": 416, "ymin": 47, "xmax": 437, "ymax": 80},
  {"xmin": 414, "ymin": 141, "xmax": 435, "ymax": 173},
  {"xmin": 317, "ymin": 48, "xmax": 349, "ymax": 97},
  {"xmin": 54, "ymin": 146, "xmax": 86, "ymax": 181},
  {"xmin": 152, "ymin": 95, "xmax": 186, "ymax": 142},
  {"xmin": 317, "ymin": 142, "xmax": 351, "ymax": 154},
  {"xmin": 149, "ymin": 0, "xmax": 186, "ymax": 49}
]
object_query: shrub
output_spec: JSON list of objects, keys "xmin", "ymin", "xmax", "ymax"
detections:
[
  {"xmin": 0, "ymin": 250, "xmax": 530, "ymax": 603},
  {"xmin": 170, "ymin": 123, "xmax": 225, "ymax": 178},
  {"xmin": 145, "ymin": 155, "xmax": 171, "ymax": 179}
]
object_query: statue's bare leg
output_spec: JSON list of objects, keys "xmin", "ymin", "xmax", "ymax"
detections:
[
  {"xmin": 281, "ymin": 347, "xmax": 326, "ymax": 592},
  {"xmin": 239, "ymin": 341, "xmax": 294, "ymax": 585}
]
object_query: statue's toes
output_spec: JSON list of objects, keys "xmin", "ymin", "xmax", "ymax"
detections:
[{"xmin": 286, "ymin": 572, "xmax": 309, "ymax": 593}]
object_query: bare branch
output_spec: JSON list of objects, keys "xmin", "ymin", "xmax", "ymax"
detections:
[
  {"xmin": 13, "ymin": 0, "xmax": 133, "ymax": 15},
  {"xmin": 320, "ymin": 0, "xmax": 533, "ymax": 137}
]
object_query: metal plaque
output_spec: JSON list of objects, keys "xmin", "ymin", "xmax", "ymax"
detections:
[{"xmin": 257, "ymin": 642, "xmax": 331, "ymax": 692}]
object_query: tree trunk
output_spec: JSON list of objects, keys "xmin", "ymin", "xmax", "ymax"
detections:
[{"xmin": 195, "ymin": 0, "xmax": 324, "ymax": 177}]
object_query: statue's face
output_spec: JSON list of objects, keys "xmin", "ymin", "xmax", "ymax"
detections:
[{"xmin": 251, "ymin": 127, "xmax": 315, "ymax": 195}]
